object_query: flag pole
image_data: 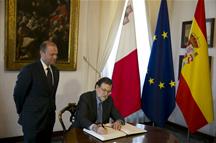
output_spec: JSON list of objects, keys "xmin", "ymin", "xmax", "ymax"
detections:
[
  {"xmin": 83, "ymin": 56, "xmax": 101, "ymax": 77},
  {"xmin": 186, "ymin": 129, "xmax": 190, "ymax": 143}
]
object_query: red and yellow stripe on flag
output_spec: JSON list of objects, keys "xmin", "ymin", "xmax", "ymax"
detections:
[{"xmin": 176, "ymin": 0, "xmax": 214, "ymax": 133}]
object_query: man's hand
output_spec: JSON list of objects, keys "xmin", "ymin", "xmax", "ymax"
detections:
[
  {"xmin": 91, "ymin": 124, "xmax": 108, "ymax": 135},
  {"xmin": 112, "ymin": 120, "xmax": 122, "ymax": 130},
  {"xmin": 96, "ymin": 126, "xmax": 107, "ymax": 135}
]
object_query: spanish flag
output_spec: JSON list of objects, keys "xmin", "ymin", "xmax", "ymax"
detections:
[{"xmin": 176, "ymin": 0, "xmax": 214, "ymax": 133}]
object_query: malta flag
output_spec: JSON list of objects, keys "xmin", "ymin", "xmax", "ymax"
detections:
[
  {"xmin": 176, "ymin": 0, "xmax": 214, "ymax": 133},
  {"xmin": 111, "ymin": 0, "xmax": 141, "ymax": 117}
]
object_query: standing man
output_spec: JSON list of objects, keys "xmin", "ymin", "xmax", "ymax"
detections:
[
  {"xmin": 13, "ymin": 41, "xmax": 59, "ymax": 143},
  {"xmin": 74, "ymin": 77, "xmax": 125, "ymax": 135}
]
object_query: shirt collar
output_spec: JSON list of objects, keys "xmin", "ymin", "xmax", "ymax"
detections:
[
  {"xmin": 96, "ymin": 94, "xmax": 102, "ymax": 104},
  {"xmin": 40, "ymin": 59, "xmax": 50, "ymax": 70}
]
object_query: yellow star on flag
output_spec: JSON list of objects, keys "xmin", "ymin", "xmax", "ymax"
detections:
[
  {"xmin": 158, "ymin": 82, "xmax": 165, "ymax": 89},
  {"xmin": 153, "ymin": 35, "xmax": 157, "ymax": 41},
  {"xmin": 162, "ymin": 31, "xmax": 168, "ymax": 39},
  {"xmin": 169, "ymin": 80, "xmax": 175, "ymax": 87},
  {"xmin": 148, "ymin": 78, "xmax": 154, "ymax": 85}
]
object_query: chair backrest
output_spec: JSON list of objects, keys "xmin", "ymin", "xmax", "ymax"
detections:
[{"xmin": 58, "ymin": 103, "xmax": 77, "ymax": 132}]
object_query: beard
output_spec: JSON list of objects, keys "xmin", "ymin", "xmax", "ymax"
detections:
[{"xmin": 99, "ymin": 95, "xmax": 108, "ymax": 102}]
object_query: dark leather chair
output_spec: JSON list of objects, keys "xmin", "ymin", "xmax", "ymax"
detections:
[{"xmin": 58, "ymin": 103, "xmax": 77, "ymax": 132}]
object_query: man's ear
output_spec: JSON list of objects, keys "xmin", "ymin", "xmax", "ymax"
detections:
[
  {"xmin": 95, "ymin": 85, "xmax": 99, "ymax": 89},
  {"xmin": 40, "ymin": 50, "xmax": 43, "ymax": 56}
]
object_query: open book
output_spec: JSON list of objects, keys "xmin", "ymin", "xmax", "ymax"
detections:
[{"xmin": 83, "ymin": 123, "xmax": 147, "ymax": 141}]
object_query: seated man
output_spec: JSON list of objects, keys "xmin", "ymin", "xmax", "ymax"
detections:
[{"xmin": 73, "ymin": 77, "xmax": 125, "ymax": 134}]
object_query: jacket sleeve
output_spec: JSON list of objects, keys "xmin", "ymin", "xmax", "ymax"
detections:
[
  {"xmin": 76, "ymin": 94, "xmax": 94, "ymax": 128},
  {"xmin": 109, "ymin": 97, "xmax": 125, "ymax": 124},
  {"xmin": 13, "ymin": 67, "xmax": 32, "ymax": 114}
]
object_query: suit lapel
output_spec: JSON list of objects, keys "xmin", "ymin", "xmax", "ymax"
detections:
[
  {"xmin": 102, "ymin": 99, "xmax": 109, "ymax": 122},
  {"xmin": 92, "ymin": 91, "xmax": 97, "ymax": 119},
  {"xmin": 50, "ymin": 65, "xmax": 57, "ymax": 87}
]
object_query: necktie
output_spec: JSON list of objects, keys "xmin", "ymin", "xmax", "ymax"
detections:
[
  {"xmin": 46, "ymin": 67, "xmax": 53, "ymax": 89},
  {"xmin": 97, "ymin": 102, "xmax": 103, "ymax": 123}
]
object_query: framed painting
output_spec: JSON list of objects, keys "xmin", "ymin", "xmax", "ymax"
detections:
[
  {"xmin": 181, "ymin": 18, "xmax": 215, "ymax": 48},
  {"xmin": 5, "ymin": 0, "xmax": 79, "ymax": 70}
]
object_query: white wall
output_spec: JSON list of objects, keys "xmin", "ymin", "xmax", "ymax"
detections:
[{"xmin": 169, "ymin": 0, "xmax": 216, "ymax": 136}]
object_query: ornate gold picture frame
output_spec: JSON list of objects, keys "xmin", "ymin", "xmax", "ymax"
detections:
[{"xmin": 5, "ymin": 0, "xmax": 79, "ymax": 70}]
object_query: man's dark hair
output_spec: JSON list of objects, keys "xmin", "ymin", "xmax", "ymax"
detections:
[
  {"xmin": 95, "ymin": 77, "xmax": 112, "ymax": 88},
  {"xmin": 40, "ymin": 41, "xmax": 57, "ymax": 52}
]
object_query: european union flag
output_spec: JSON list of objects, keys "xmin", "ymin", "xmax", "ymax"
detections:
[{"xmin": 141, "ymin": 0, "xmax": 175, "ymax": 127}]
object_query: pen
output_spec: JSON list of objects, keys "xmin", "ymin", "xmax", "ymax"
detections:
[{"xmin": 96, "ymin": 123, "xmax": 105, "ymax": 128}]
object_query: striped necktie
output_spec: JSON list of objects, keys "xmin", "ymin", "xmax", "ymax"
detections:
[{"xmin": 97, "ymin": 102, "xmax": 103, "ymax": 123}]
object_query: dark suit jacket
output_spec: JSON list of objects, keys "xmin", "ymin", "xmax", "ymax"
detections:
[
  {"xmin": 74, "ymin": 91, "xmax": 124, "ymax": 129},
  {"xmin": 13, "ymin": 60, "xmax": 59, "ymax": 131}
]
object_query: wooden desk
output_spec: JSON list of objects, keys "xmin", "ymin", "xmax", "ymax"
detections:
[{"xmin": 64, "ymin": 124, "xmax": 179, "ymax": 143}]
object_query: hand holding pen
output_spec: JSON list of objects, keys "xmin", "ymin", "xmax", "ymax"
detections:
[
  {"xmin": 92, "ymin": 123, "xmax": 107, "ymax": 135},
  {"xmin": 97, "ymin": 124, "xmax": 107, "ymax": 135}
]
